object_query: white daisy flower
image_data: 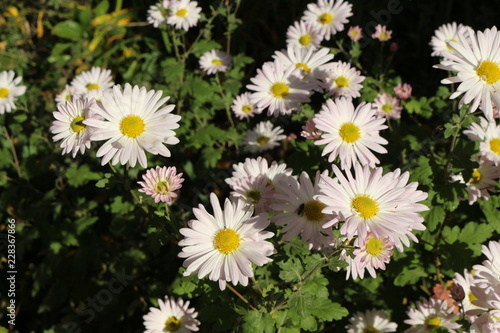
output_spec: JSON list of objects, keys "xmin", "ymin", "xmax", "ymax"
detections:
[
  {"xmin": 243, "ymin": 120, "xmax": 286, "ymax": 153},
  {"xmin": 404, "ymin": 298, "xmax": 460, "ymax": 333},
  {"xmin": 316, "ymin": 164, "xmax": 428, "ymax": 251},
  {"xmin": 231, "ymin": 92, "xmax": 259, "ymax": 120},
  {"xmin": 167, "ymin": 0, "xmax": 201, "ymax": 32},
  {"xmin": 199, "ymin": 49, "xmax": 232, "ymax": 75},
  {"xmin": 272, "ymin": 170, "xmax": 337, "ymax": 250},
  {"xmin": 320, "ymin": 61, "xmax": 365, "ymax": 99},
  {"xmin": 347, "ymin": 233, "xmax": 394, "ymax": 280},
  {"xmin": 346, "ymin": 308, "xmax": 398, "ymax": 333},
  {"xmin": 138, "ymin": 166, "xmax": 184, "ymax": 205},
  {"xmin": 178, "ymin": 192, "xmax": 275, "ymax": 290},
  {"xmin": 225, "ymin": 156, "xmax": 293, "ymax": 189},
  {"xmin": 143, "ymin": 295, "xmax": 200, "ymax": 333},
  {"xmin": 301, "ymin": 0, "xmax": 353, "ymax": 41},
  {"xmin": 70, "ymin": 67, "xmax": 114, "ymax": 101},
  {"xmin": 430, "ymin": 22, "xmax": 469, "ymax": 58},
  {"xmin": 435, "ymin": 26, "xmax": 500, "ymax": 119},
  {"xmin": 463, "ymin": 117, "xmax": 500, "ymax": 165},
  {"xmin": 247, "ymin": 60, "xmax": 313, "ymax": 117},
  {"xmin": 373, "ymin": 93, "xmax": 403, "ymax": 119},
  {"xmin": 286, "ymin": 20, "xmax": 323, "ymax": 50},
  {"xmin": 371, "ymin": 24, "xmax": 392, "ymax": 42},
  {"xmin": 55, "ymin": 84, "xmax": 79, "ymax": 107},
  {"xmin": 147, "ymin": 0, "xmax": 172, "ymax": 28},
  {"xmin": 451, "ymin": 158, "xmax": 500, "ymax": 204},
  {"xmin": 453, "ymin": 270, "xmax": 487, "ymax": 317},
  {"xmin": 230, "ymin": 175, "xmax": 274, "ymax": 215},
  {"xmin": 0, "ymin": 70, "xmax": 26, "ymax": 114},
  {"xmin": 347, "ymin": 26, "xmax": 363, "ymax": 42},
  {"xmin": 313, "ymin": 97, "xmax": 388, "ymax": 169},
  {"xmin": 50, "ymin": 96, "xmax": 97, "ymax": 158},
  {"xmin": 83, "ymin": 83, "xmax": 181, "ymax": 168}
]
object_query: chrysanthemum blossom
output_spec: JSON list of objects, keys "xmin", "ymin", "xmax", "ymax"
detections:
[
  {"xmin": 199, "ymin": 49, "xmax": 232, "ymax": 75},
  {"xmin": 286, "ymin": 20, "xmax": 323, "ymax": 50},
  {"xmin": 84, "ymin": 83, "xmax": 181, "ymax": 168},
  {"xmin": 225, "ymin": 156, "xmax": 293, "ymax": 189},
  {"xmin": 50, "ymin": 96, "xmax": 97, "ymax": 158},
  {"xmin": 70, "ymin": 67, "xmax": 114, "ymax": 101},
  {"xmin": 167, "ymin": 0, "xmax": 201, "ymax": 31},
  {"xmin": 435, "ymin": 26, "xmax": 500, "ymax": 120},
  {"xmin": 247, "ymin": 60, "xmax": 313, "ymax": 117},
  {"xmin": 346, "ymin": 308, "xmax": 398, "ymax": 333},
  {"xmin": 178, "ymin": 193, "xmax": 275, "ymax": 290},
  {"xmin": 451, "ymin": 158, "xmax": 500, "ymax": 204},
  {"xmin": 394, "ymin": 82, "xmax": 412, "ymax": 99},
  {"xmin": 272, "ymin": 171, "xmax": 337, "ymax": 250},
  {"xmin": 316, "ymin": 164, "xmax": 428, "ymax": 251},
  {"xmin": 230, "ymin": 175, "xmax": 274, "ymax": 215},
  {"xmin": 301, "ymin": 118, "xmax": 323, "ymax": 139},
  {"xmin": 55, "ymin": 84, "xmax": 79, "ymax": 107},
  {"xmin": 347, "ymin": 233, "xmax": 394, "ymax": 280},
  {"xmin": 313, "ymin": 97, "xmax": 388, "ymax": 169},
  {"xmin": 320, "ymin": 61, "xmax": 365, "ymax": 99},
  {"xmin": 372, "ymin": 24, "xmax": 392, "ymax": 42},
  {"xmin": 138, "ymin": 166, "xmax": 184, "ymax": 204},
  {"xmin": 430, "ymin": 22, "xmax": 469, "ymax": 58},
  {"xmin": 231, "ymin": 92, "xmax": 259, "ymax": 120},
  {"xmin": 143, "ymin": 295, "xmax": 200, "ymax": 333},
  {"xmin": 347, "ymin": 25, "xmax": 363, "ymax": 42},
  {"xmin": 404, "ymin": 298, "xmax": 461, "ymax": 333},
  {"xmin": 463, "ymin": 117, "xmax": 500, "ymax": 165},
  {"xmin": 147, "ymin": 0, "xmax": 172, "ymax": 28},
  {"xmin": 0, "ymin": 70, "xmax": 26, "ymax": 114},
  {"xmin": 301, "ymin": 0, "xmax": 353, "ymax": 41},
  {"xmin": 453, "ymin": 270, "xmax": 487, "ymax": 317},
  {"xmin": 373, "ymin": 93, "xmax": 403, "ymax": 119},
  {"xmin": 472, "ymin": 240, "xmax": 500, "ymax": 290},
  {"xmin": 243, "ymin": 120, "xmax": 286, "ymax": 153}
]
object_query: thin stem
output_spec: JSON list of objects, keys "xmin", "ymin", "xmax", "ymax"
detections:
[
  {"xmin": 251, "ymin": 276, "xmax": 263, "ymax": 295},
  {"xmin": 114, "ymin": 0, "xmax": 123, "ymax": 12},
  {"xmin": 3, "ymin": 126, "xmax": 22, "ymax": 179},
  {"xmin": 226, "ymin": 284, "xmax": 258, "ymax": 311},
  {"xmin": 214, "ymin": 73, "xmax": 235, "ymax": 128},
  {"xmin": 161, "ymin": 29, "xmax": 172, "ymax": 54}
]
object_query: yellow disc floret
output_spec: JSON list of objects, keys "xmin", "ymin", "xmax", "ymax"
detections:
[
  {"xmin": 70, "ymin": 116, "xmax": 86, "ymax": 133},
  {"xmin": 299, "ymin": 34, "xmax": 311, "ymax": 46},
  {"xmin": 212, "ymin": 59, "xmax": 222, "ymax": 66},
  {"xmin": 0, "ymin": 88, "xmax": 9, "ymax": 98},
  {"xmin": 339, "ymin": 122, "xmax": 361, "ymax": 143},
  {"xmin": 319, "ymin": 13, "xmax": 333, "ymax": 25},
  {"xmin": 424, "ymin": 315, "xmax": 441, "ymax": 329},
  {"xmin": 246, "ymin": 190, "xmax": 261, "ymax": 204},
  {"xmin": 295, "ymin": 62, "xmax": 311, "ymax": 73},
  {"xmin": 335, "ymin": 76, "xmax": 349, "ymax": 87},
  {"xmin": 362, "ymin": 326, "xmax": 380, "ymax": 333},
  {"xmin": 469, "ymin": 169, "xmax": 482, "ymax": 184},
  {"xmin": 303, "ymin": 200, "xmax": 326, "ymax": 222},
  {"xmin": 214, "ymin": 228, "xmax": 240, "ymax": 254},
  {"xmin": 164, "ymin": 316, "xmax": 181, "ymax": 332},
  {"xmin": 176, "ymin": 8, "xmax": 187, "ymax": 17},
  {"xmin": 490, "ymin": 138, "xmax": 500, "ymax": 155},
  {"xmin": 242, "ymin": 105, "xmax": 252, "ymax": 114},
  {"xmin": 366, "ymin": 238, "xmax": 383, "ymax": 255},
  {"xmin": 256, "ymin": 135, "xmax": 270, "ymax": 146},
  {"xmin": 476, "ymin": 60, "xmax": 500, "ymax": 85},
  {"xmin": 270, "ymin": 82, "xmax": 289, "ymax": 98},
  {"xmin": 86, "ymin": 83, "xmax": 99, "ymax": 91},
  {"xmin": 382, "ymin": 104, "xmax": 393, "ymax": 113},
  {"xmin": 351, "ymin": 194, "xmax": 379, "ymax": 219},
  {"xmin": 120, "ymin": 115, "xmax": 145, "ymax": 138}
]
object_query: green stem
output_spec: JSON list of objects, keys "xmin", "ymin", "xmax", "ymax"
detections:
[
  {"xmin": 161, "ymin": 30, "xmax": 172, "ymax": 54},
  {"xmin": 214, "ymin": 73, "xmax": 235, "ymax": 128},
  {"xmin": 226, "ymin": 284, "xmax": 258, "ymax": 311},
  {"xmin": 114, "ymin": 0, "xmax": 123, "ymax": 12},
  {"xmin": 3, "ymin": 126, "xmax": 23, "ymax": 179}
]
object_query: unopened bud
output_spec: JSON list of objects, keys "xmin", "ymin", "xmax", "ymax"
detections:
[{"xmin": 450, "ymin": 283, "xmax": 465, "ymax": 302}]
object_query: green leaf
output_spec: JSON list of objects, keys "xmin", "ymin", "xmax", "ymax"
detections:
[
  {"xmin": 66, "ymin": 164, "xmax": 101, "ymax": 187},
  {"xmin": 191, "ymin": 40, "xmax": 223, "ymax": 57},
  {"xmin": 95, "ymin": 0, "xmax": 110, "ymax": 17},
  {"xmin": 241, "ymin": 311, "xmax": 275, "ymax": 333},
  {"xmin": 278, "ymin": 258, "xmax": 304, "ymax": 283},
  {"xmin": 479, "ymin": 196, "xmax": 500, "ymax": 232},
  {"xmin": 421, "ymin": 206, "xmax": 445, "ymax": 232},
  {"xmin": 52, "ymin": 20, "xmax": 83, "ymax": 41},
  {"xmin": 409, "ymin": 156, "xmax": 433, "ymax": 186},
  {"xmin": 312, "ymin": 299, "xmax": 349, "ymax": 321},
  {"xmin": 79, "ymin": 6, "xmax": 92, "ymax": 30},
  {"xmin": 458, "ymin": 222, "xmax": 493, "ymax": 255}
]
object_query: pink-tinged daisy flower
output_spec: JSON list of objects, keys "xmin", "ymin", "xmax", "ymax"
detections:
[
  {"xmin": 346, "ymin": 308, "xmax": 398, "ymax": 333},
  {"xmin": 347, "ymin": 25, "xmax": 363, "ymax": 42},
  {"xmin": 199, "ymin": 49, "xmax": 232, "ymax": 75},
  {"xmin": 272, "ymin": 171, "xmax": 337, "ymax": 250},
  {"xmin": 225, "ymin": 156, "xmax": 293, "ymax": 189},
  {"xmin": 143, "ymin": 295, "xmax": 200, "ymax": 333},
  {"xmin": 167, "ymin": 0, "xmax": 201, "ymax": 31},
  {"xmin": 286, "ymin": 20, "xmax": 323, "ymax": 50},
  {"xmin": 371, "ymin": 24, "xmax": 392, "ymax": 42},
  {"xmin": 473, "ymin": 240, "xmax": 500, "ymax": 290},
  {"xmin": 347, "ymin": 233, "xmax": 394, "ymax": 280},
  {"xmin": 138, "ymin": 166, "xmax": 184, "ymax": 204},
  {"xmin": 147, "ymin": 0, "xmax": 172, "ymax": 28},
  {"xmin": 451, "ymin": 158, "xmax": 500, "ymax": 204},
  {"xmin": 247, "ymin": 60, "xmax": 313, "ymax": 117},
  {"xmin": 316, "ymin": 164, "xmax": 428, "ymax": 250},
  {"xmin": 55, "ymin": 84, "xmax": 79, "ymax": 107},
  {"xmin": 394, "ymin": 82, "xmax": 412, "ymax": 99},
  {"xmin": 301, "ymin": 0, "xmax": 353, "ymax": 41},
  {"xmin": 231, "ymin": 92, "xmax": 259, "ymax": 120},
  {"xmin": 243, "ymin": 120, "xmax": 286, "ymax": 153},
  {"xmin": 435, "ymin": 26, "xmax": 500, "ymax": 120},
  {"xmin": 70, "ymin": 67, "xmax": 114, "ymax": 101},
  {"xmin": 463, "ymin": 117, "xmax": 500, "ymax": 165},
  {"xmin": 430, "ymin": 22, "xmax": 470, "ymax": 58},
  {"xmin": 404, "ymin": 298, "xmax": 461, "ymax": 333},
  {"xmin": 50, "ymin": 96, "xmax": 97, "ymax": 158},
  {"xmin": 373, "ymin": 93, "xmax": 403, "ymax": 119},
  {"xmin": 84, "ymin": 83, "xmax": 181, "ymax": 168},
  {"xmin": 301, "ymin": 118, "xmax": 323, "ymax": 140},
  {"xmin": 470, "ymin": 312, "xmax": 500, "ymax": 333},
  {"xmin": 320, "ymin": 61, "xmax": 365, "ymax": 99},
  {"xmin": 178, "ymin": 193, "xmax": 275, "ymax": 290},
  {"xmin": 453, "ymin": 270, "xmax": 487, "ymax": 317},
  {"xmin": 0, "ymin": 70, "xmax": 26, "ymax": 114},
  {"xmin": 313, "ymin": 97, "xmax": 388, "ymax": 169},
  {"xmin": 229, "ymin": 175, "xmax": 274, "ymax": 215}
]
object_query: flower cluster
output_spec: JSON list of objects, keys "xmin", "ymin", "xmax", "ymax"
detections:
[{"xmin": 147, "ymin": 0, "xmax": 201, "ymax": 31}]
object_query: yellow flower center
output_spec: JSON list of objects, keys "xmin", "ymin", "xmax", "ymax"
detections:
[
  {"xmin": 295, "ymin": 62, "xmax": 311, "ymax": 73},
  {"xmin": 299, "ymin": 34, "xmax": 311, "ymax": 46},
  {"xmin": 212, "ymin": 59, "xmax": 222, "ymax": 66},
  {"xmin": 160, "ymin": 7, "xmax": 171, "ymax": 18},
  {"xmin": 469, "ymin": 292, "xmax": 478, "ymax": 302},
  {"xmin": 339, "ymin": 122, "xmax": 361, "ymax": 143},
  {"xmin": 366, "ymin": 238, "xmax": 383, "ymax": 255},
  {"xmin": 270, "ymin": 82, "xmax": 289, "ymax": 98},
  {"xmin": 319, "ymin": 13, "xmax": 333, "ymax": 25},
  {"xmin": 303, "ymin": 200, "xmax": 326, "ymax": 222},
  {"xmin": 176, "ymin": 8, "xmax": 187, "ymax": 17},
  {"xmin": 362, "ymin": 327, "xmax": 380, "ymax": 333},
  {"xmin": 476, "ymin": 60, "xmax": 500, "ymax": 85},
  {"xmin": 469, "ymin": 169, "xmax": 482, "ymax": 184},
  {"xmin": 379, "ymin": 32, "xmax": 388, "ymax": 40},
  {"xmin": 256, "ymin": 135, "xmax": 270, "ymax": 146},
  {"xmin": 351, "ymin": 194, "xmax": 379, "ymax": 219},
  {"xmin": 382, "ymin": 104, "xmax": 393, "ymax": 113},
  {"xmin": 0, "ymin": 88, "xmax": 10, "ymax": 98},
  {"xmin": 446, "ymin": 38, "xmax": 458, "ymax": 50},
  {"xmin": 214, "ymin": 228, "xmax": 240, "ymax": 254},
  {"xmin": 424, "ymin": 315, "xmax": 441, "ymax": 329},
  {"xmin": 70, "ymin": 116, "xmax": 86, "ymax": 133},
  {"xmin": 246, "ymin": 190, "xmax": 261, "ymax": 204},
  {"xmin": 86, "ymin": 83, "xmax": 99, "ymax": 91},
  {"xmin": 155, "ymin": 180, "xmax": 169, "ymax": 194},
  {"xmin": 65, "ymin": 93, "xmax": 72, "ymax": 101},
  {"xmin": 164, "ymin": 316, "xmax": 181, "ymax": 332},
  {"xmin": 490, "ymin": 138, "xmax": 500, "ymax": 154},
  {"xmin": 335, "ymin": 76, "xmax": 349, "ymax": 87},
  {"xmin": 120, "ymin": 115, "xmax": 145, "ymax": 138},
  {"xmin": 242, "ymin": 105, "xmax": 252, "ymax": 114}
]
